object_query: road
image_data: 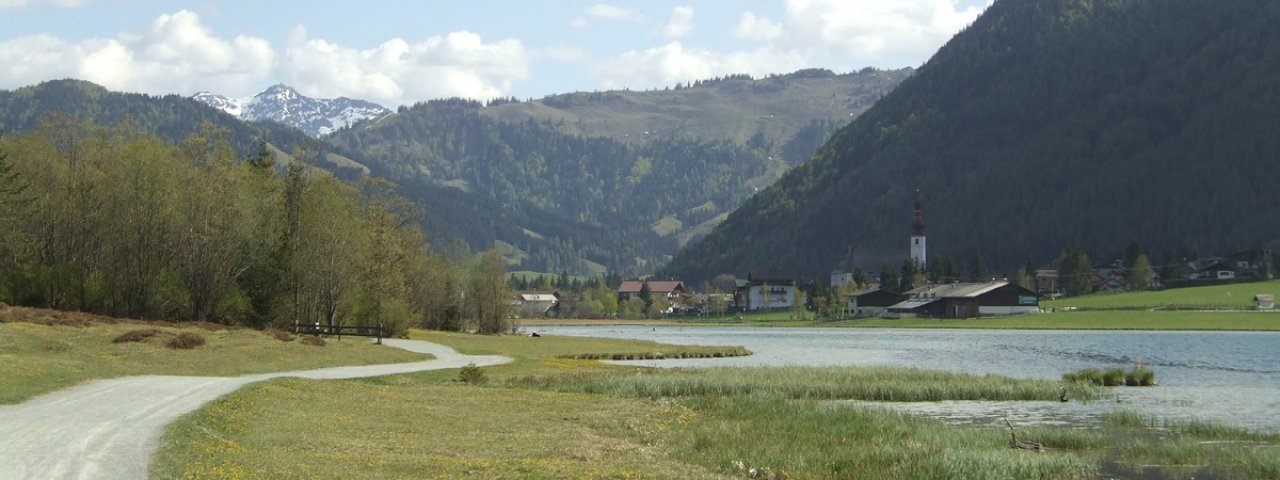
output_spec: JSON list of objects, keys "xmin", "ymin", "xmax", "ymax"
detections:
[{"xmin": 0, "ymin": 339, "xmax": 510, "ymax": 480}]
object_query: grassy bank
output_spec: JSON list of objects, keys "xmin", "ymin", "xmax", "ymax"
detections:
[
  {"xmin": 155, "ymin": 330, "xmax": 1278, "ymax": 479},
  {"xmin": 837, "ymin": 310, "xmax": 1280, "ymax": 331},
  {"xmin": 0, "ymin": 306, "xmax": 425, "ymax": 404}
]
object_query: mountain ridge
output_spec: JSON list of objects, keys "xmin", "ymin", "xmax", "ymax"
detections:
[{"xmin": 662, "ymin": 0, "xmax": 1280, "ymax": 285}]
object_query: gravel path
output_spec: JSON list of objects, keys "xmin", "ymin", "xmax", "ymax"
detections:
[{"xmin": 0, "ymin": 339, "xmax": 510, "ymax": 480}]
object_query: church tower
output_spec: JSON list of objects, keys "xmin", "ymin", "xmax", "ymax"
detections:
[{"xmin": 910, "ymin": 193, "xmax": 926, "ymax": 266}]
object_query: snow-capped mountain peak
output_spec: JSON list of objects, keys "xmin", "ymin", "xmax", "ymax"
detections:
[{"xmin": 192, "ymin": 85, "xmax": 390, "ymax": 138}]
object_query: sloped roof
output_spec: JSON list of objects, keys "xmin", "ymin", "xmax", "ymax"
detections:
[
  {"xmin": 748, "ymin": 268, "xmax": 794, "ymax": 283},
  {"xmin": 618, "ymin": 280, "xmax": 685, "ymax": 294},
  {"xmin": 518, "ymin": 293, "xmax": 558, "ymax": 302},
  {"xmin": 618, "ymin": 281, "xmax": 645, "ymax": 293},
  {"xmin": 904, "ymin": 281, "xmax": 1009, "ymax": 299},
  {"xmin": 888, "ymin": 298, "xmax": 938, "ymax": 311}
]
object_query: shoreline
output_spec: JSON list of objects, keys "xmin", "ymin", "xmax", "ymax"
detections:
[{"xmin": 519, "ymin": 314, "xmax": 1280, "ymax": 332}]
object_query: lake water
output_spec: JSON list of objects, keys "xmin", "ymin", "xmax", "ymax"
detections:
[{"xmin": 530, "ymin": 325, "xmax": 1280, "ymax": 431}]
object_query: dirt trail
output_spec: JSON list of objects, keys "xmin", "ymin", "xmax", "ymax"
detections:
[{"xmin": 0, "ymin": 339, "xmax": 510, "ymax": 480}]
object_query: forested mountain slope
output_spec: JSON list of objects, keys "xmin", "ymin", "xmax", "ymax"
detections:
[
  {"xmin": 326, "ymin": 69, "xmax": 910, "ymax": 275},
  {"xmin": 327, "ymin": 99, "xmax": 767, "ymax": 274},
  {"xmin": 664, "ymin": 0, "xmax": 1280, "ymax": 284}
]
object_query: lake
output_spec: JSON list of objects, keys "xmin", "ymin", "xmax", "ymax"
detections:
[{"xmin": 530, "ymin": 325, "xmax": 1280, "ymax": 430}]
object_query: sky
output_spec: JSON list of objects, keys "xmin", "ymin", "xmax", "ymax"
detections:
[{"xmin": 0, "ymin": 0, "xmax": 991, "ymax": 109}]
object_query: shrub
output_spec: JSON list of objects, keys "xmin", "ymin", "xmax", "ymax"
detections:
[
  {"xmin": 458, "ymin": 363, "xmax": 487, "ymax": 384},
  {"xmin": 114, "ymin": 329, "xmax": 163, "ymax": 343},
  {"xmin": 300, "ymin": 335, "xmax": 326, "ymax": 347},
  {"xmin": 166, "ymin": 332, "xmax": 206, "ymax": 349},
  {"xmin": 1103, "ymin": 368, "xmax": 1126, "ymax": 386},
  {"xmin": 266, "ymin": 329, "xmax": 295, "ymax": 342}
]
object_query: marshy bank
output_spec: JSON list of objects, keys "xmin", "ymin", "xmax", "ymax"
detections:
[{"xmin": 155, "ymin": 331, "xmax": 1280, "ymax": 479}]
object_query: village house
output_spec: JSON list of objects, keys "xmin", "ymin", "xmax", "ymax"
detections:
[
  {"xmin": 617, "ymin": 280, "xmax": 686, "ymax": 303},
  {"xmin": 1035, "ymin": 269, "xmax": 1059, "ymax": 294},
  {"xmin": 886, "ymin": 281, "xmax": 1039, "ymax": 318},
  {"xmin": 738, "ymin": 268, "xmax": 797, "ymax": 311}
]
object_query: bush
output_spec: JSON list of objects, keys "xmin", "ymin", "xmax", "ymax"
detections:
[
  {"xmin": 166, "ymin": 332, "xmax": 206, "ymax": 349},
  {"xmin": 1063, "ymin": 368, "xmax": 1104, "ymax": 386},
  {"xmin": 300, "ymin": 335, "xmax": 326, "ymax": 347},
  {"xmin": 1126, "ymin": 367, "xmax": 1156, "ymax": 386},
  {"xmin": 458, "ymin": 363, "xmax": 487, "ymax": 384},
  {"xmin": 113, "ymin": 329, "xmax": 162, "ymax": 343}
]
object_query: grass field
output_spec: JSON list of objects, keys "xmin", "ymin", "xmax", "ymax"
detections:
[
  {"xmin": 0, "ymin": 306, "xmax": 425, "ymax": 404},
  {"xmin": 1042, "ymin": 280, "xmax": 1280, "ymax": 310},
  {"xmin": 153, "ymin": 329, "xmax": 1280, "ymax": 479},
  {"xmin": 839, "ymin": 310, "xmax": 1280, "ymax": 331}
]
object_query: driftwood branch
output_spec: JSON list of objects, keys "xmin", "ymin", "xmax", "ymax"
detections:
[{"xmin": 1004, "ymin": 417, "xmax": 1045, "ymax": 453}]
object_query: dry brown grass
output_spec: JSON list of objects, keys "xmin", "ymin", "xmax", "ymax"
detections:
[
  {"xmin": 166, "ymin": 332, "xmax": 206, "ymax": 349},
  {"xmin": 112, "ymin": 329, "xmax": 164, "ymax": 343}
]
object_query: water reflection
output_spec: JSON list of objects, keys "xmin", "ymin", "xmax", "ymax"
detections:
[{"xmin": 533, "ymin": 326, "xmax": 1280, "ymax": 430}]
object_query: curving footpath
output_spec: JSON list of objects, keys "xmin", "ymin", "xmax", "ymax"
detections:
[{"xmin": 0, "ymin": 339, "xmax": 510, "ymax": 480}]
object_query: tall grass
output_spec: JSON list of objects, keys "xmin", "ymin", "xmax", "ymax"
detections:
[
  {"xmin": 661, "ymin": 395, "xmax": 1098, "ymax": 480},
  {"xmin": 509, "ymin": 365, "xmax": 1101, "ymax": 402}
]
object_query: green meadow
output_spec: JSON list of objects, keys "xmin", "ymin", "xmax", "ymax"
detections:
[
  {"xmin": 1041, "ymin": 280, "xmax": 1280, "ymax": 310},
  {"xmin": 0, "ymin": 306, "xmax": 425, "ymax": 404}
]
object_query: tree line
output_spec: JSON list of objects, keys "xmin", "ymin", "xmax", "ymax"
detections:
[{"xmin": 0, "ymin": 117, "xmax": 515, "ymax": 334}]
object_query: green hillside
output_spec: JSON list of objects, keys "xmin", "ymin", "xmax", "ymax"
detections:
[
  {"xmin": 665, "ymin": 0, "xmax": 1280, "ymax": 284},
  {"xmin": 482, "ymin": 68, "xmax": 909, "ymax": 169}
]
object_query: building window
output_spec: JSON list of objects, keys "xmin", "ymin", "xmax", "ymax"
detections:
[{"xmin": 914, "ymin": 239, "xmax": 920, "ymax": 245}]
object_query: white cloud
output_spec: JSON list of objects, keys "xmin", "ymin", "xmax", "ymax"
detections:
[
  {"xmin": 584, "ymin": 4, "xmax": 642, "ymax": 22},
  {"xmin": 733, "ymin": 12, "xmax": 783, "ymax": 41},
  {"xmin": 661, "ymin": 6, "xmax": 694, "ymax": 39},
  {"xmin": 279, "ymin": 27, "xmax": 530, "ymax": 107},
  {"xmin": 0, "ymin": 10, "xmax": 272, "ymax": 96},
  {"xmin": 777, "ymin": 0, "xmax": 983, "ymax": 66},
  {"xmin": 595, "ymin": 42, "xmax": 806, "ymax": 91},
  {"xmin": 596, "ymin": 0, "xmax": 983, "ymax": 91}
]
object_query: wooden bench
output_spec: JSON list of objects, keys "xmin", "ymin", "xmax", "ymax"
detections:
[{"xmin": 291, "ymin": 322, "xmax": 385, "ymax": 344}]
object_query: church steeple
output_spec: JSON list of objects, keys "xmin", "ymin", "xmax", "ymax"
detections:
[{"xmin": 910, "ymin": 192, "xmax": 926, "ymax": 266}]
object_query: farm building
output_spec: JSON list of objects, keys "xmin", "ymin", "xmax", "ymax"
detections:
[
  {"xmin": 514, "ymin": 293, "xmax": 559, "ymax": 318},
  {"xmin": 844, "ymin": 288, "xmax": 903, "ymax": 318},
  {"xmin": 1255, "ymin": 294, "xmax": 1275, "ymax": 310},
  {"xmin": 887, "ymin": 281, "xmax": 1039, "ymax": 318}
]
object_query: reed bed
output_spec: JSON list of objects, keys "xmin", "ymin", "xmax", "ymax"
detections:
[
  {"xmin": 662, "ymin": 395, "xmax": 1099, "ymax": 480},
  {"xmin": 509, "ymin": 365, "xmax": 1101, "ymax": 402}
]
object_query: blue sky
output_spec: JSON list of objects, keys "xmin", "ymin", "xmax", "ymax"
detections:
[{"xmin": 0, "ymin": 0, "xmax": 991, "ymax": 108}]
